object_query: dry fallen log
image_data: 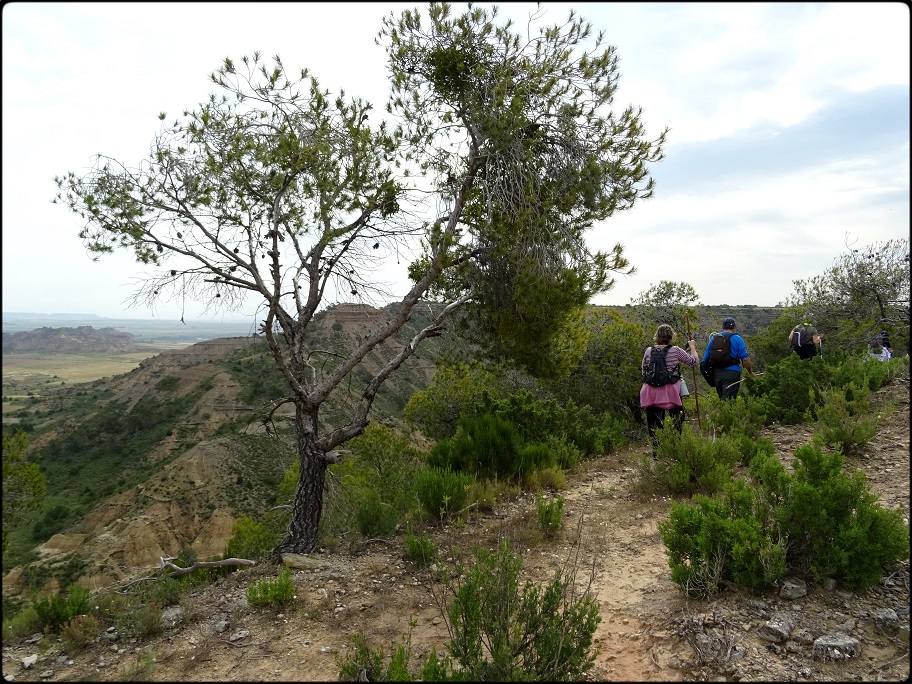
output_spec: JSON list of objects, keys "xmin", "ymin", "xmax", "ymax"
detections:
[{"xmin": 115, "ymin": 557, "xmax": 257, "ymax": 592}]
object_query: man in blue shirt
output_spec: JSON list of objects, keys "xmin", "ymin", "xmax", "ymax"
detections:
[{"xmin": 702, "ymin": 317, "xmax": 756, "ymax": 400}]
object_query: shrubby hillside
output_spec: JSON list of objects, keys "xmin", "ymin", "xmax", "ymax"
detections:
[{"xmin": 1, "ymin": 302, "xmax": 448, "ymax": 594}]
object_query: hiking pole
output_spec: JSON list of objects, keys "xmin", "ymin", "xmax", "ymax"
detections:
[
  {"xmin": 685, "ymin": 312, "xmax": 701, "ymax": 430},
  {"xmin": 726, "ymin": 372, "xmax": 765, "ymax": 388}
]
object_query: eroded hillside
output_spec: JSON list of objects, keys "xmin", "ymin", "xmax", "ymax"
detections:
[{"xmin": 2, "ymin": 303, "xmax": 447, "ymax": 596}]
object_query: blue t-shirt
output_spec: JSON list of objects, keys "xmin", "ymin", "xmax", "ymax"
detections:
[{"xmin": 701, "ymin": 331, "xmax": 748, "ymax": 371}]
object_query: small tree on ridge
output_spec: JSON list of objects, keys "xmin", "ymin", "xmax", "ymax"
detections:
[{"xmin": 54, "ymin": 3, "xmax": 666, "ymax": 554}]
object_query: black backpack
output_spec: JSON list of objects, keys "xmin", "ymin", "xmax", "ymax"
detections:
[
  {"xmin": 791, "ymin": 324, "xmax": 817, "ymax": 359},
  {"xmin": 790, "ymin": 324, "xmax": 809, "ymax": 348},
  {"xmin": 643, "ymin": 346, "xmax": 680, "ymax": 387},
  {"xmin": 707, "ymin": 333, "xmax": 736, "ymax": 368}
]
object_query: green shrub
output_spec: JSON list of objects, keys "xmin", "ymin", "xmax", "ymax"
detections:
[
  {"xmin": 60, "ymin": 613, "xmax": 101, "ymax": 653},
  {"xmin": 147, "ymin": 576, "xmax": 185, "ymax": 607},
  {"xmin": 336, "ymin": 632, "xmax": 413, "ymax": 682},
  {"xmin": 481, "ymin": 389, "xmax": 624, "ymax": 457},
  {"xmin": 115, "ymin": 603, "xmax": 163, "ymax": 639},
  {"xmin": 431, "ymin": 413, "xmax": 524, "ymax": 480},
  {"xmin": 403, "ymin": 530, "xmax": 437, "ymax": 566},
  {"xmin": 467, "ymin": 479, "xmax": 518, "ymax": 513},
  {"xmin": 704, "ymin": 393, "xmax": 767, "ymax": 440},
  {"xmin": 319, "ymin": 424, "xmax": 426, "ymax": 543},
  {"xmin": 31, "ymin": 503, "xmax": 71, "ymax": 542},
  {"xmin": 33, "ymin": 584, "xmax": 91, "ymax": 634},
  {"xmin": 524, "ymin": 466, "xmax": 567, "ymax": 492},
  {"xmin": 659, "ymin": 486, "xmax": 787, "ymax": 598},
  {"xmin": 404, "ymin": 362, "xmax": 508, "ymax": 441},
  {"xmin": 830, "ymin": 354, "xmax": 891, "ymax": 392},
  {"xmin": 546, "ymin": 434, "xmax": 583, "ymax": 469},
  {"xmin": 748, "ymin": 354, "xmax": 832, "ymax": 424},
  {"xmin": 354, "ymin": 490, "xmax": 399, "ymax": 538},
  {"xmin": 811, "ymin": 382, "xmax": 886, "ymax": 455},
  {"xmin": 246, "ymin": 566, "xmax": 295, "ymax": 606},
  {"xmin": 635, "ymin": 423, "xmax": 738, "ymax": 497},
  {"xmin": 659, "ymin": 445, "xmax": 909, "ymax": 597},
  {"xmin": 224, "ymin": 514, "xmax": 283, "ymax": 560},
  {"xmin": 414, "ymin": 467, "xmax": 473, "ymax": 522},
  {"xmin": 774, "ymin": 444, "xmax": 909, "ymax": 590},
  {"xmin": 154, "ymin": 375, "xmax": 180, "ymax": 392},
  {"xmin": 2, "ymin": 603, "xmax": 41, "ymax": 640},
  {"xmin": 518, "ymin": 442, "xmax": 556, "ymax": 476},
  {"xmin": 442, "ymin": 539, "xmax": 600, "ymax": 681},
  {"xmin": 537, "ymin": 495, "xmax": 565, "ymax": 538},
  {"xmin": 726, "ymin": 433, "xmax": 776, "ymax": 468}
]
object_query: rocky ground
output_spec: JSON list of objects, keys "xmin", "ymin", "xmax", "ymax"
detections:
[{"xmin": 2, "ymin": 379, "xmax": 909, "ymax": 682}]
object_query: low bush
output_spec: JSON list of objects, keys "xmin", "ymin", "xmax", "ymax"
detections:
[
  {"xmin": 354, "ymin": 491, "xmax": 399, "ymax": 538},
  {"xmin": 635, "ymin": 423, "xmax": 739, "ymax": 497},
  {"xmin": 441, "ymin": 539, "xmax": 600, "ymax": 681},
  {"xmin": 2, "ymin": 603, "xmax": 41, "ymax": 641},
  {"xmin": 337, "ymin": 538, "xmax": 601, "ymax": 681},
  {"xmin": 318, "ymin": 424, "xmax": 427, "ymax": 543},
  {"xmin": 115, "ymin": 603, "xmax": 163, "ymax": 639},
  {"xmin": 246, "ymin": 566, "xmax": 295, "ymax": 607},
  {"xmin": 772, "ymin": 444, "xmax": 909, "ymax": 589},
  {"xmin": 428, "ymin": 413, "xmax": 524, "ymax": 479},
  {"xmin": 811, "ymin": 382, "xmax": 887, "ymax": 455},
  {"xmin": 537, "ymin": 495, "xmax": 565, "ymax": 538},
  {"xmin": 403, "ymin": 530, "xmax": 437, "ymax": 566},
  {"xmin": 414, "ymin": 467, "xmax": 473, "ymax": 522},
  {"xmin": 748, "ymin": 354, "xmax": 832, "ymax": 424},
  {"xmin": 467, "ymin": 479, "xmax": 518, "ymax": 513},
  {"xmin": 659, "ymin": 486, "xmax": 787, "ymax": 598},
  {"xmin": 336, "ymin": 632, "xmax": 413, "ymax": 682},
  {"xmin": 224, "ymin": 514, "xmax": 284, "ymax": 560},
  {"xmin": 33, "ymin": 584, "xmax": 91, "ymax": 634},
  {"xmin": 545, "ymin": 434, "xmax": 583, "ymax": 470},
  {"xmin": 703, "ymin": 393, "xmax": 767, "ymax": 440},
  {"xmin": 725, "ymin": 433, "xmax": 777, "ymax": 468},
  {"xmin": 523, "ymin": 466, "xmax": 567, "ymax": 492},
  {"xmin": 659, "ymin": 444, "xmax": 909, "ymax": 597},
  {"xmin": 60, "ymin": 613, "xmax": 101, "ymax": 653}
]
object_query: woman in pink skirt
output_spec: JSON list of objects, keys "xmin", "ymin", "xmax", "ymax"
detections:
[{"xmin": 640, "ymin": 324, "xmax": 699, "ymax": 455}]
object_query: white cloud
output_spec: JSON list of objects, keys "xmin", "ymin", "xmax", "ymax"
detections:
[{"xmin": 2, "ymin": 2, "xmax": 908, "ymax": 320}]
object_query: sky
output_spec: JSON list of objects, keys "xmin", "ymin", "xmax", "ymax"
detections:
[{"xmin": 2, "ymin": 2, "xmax": 909, "ymax": 322}]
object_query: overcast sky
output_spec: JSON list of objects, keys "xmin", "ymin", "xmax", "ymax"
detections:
[{"xmin": 2, "ymin": 2, "xmax": 909, "ymax": 321}]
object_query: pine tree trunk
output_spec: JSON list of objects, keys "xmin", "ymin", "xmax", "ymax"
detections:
[{"xmin": 275, "ymin": 404, "xmax": 326, "ymax": 555}]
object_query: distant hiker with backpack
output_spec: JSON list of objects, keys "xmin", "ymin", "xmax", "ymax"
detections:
[
  {"xmin": 867, "ymin": 338, "xmax": 892, "ymax": 362},
  {"xmin": 701, "ymin": 317, "xmax": 756, "ymax": 400},
  {"xmin": 640, "ymin": 324, "xmax": 699, "ymax": 453},
  {"xmin": 788, "ymin": 319, "xmax": 821, "ymax": 360},
  {"xmin": 878, "ymin": 329, "xmax": 894, "ymax": 357}
]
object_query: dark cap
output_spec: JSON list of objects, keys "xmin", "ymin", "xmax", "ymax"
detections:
[{"xmin": 722, "ymin": 317, "xmax": 736, "ymax": 329}]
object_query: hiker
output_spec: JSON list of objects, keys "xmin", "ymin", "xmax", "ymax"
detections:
[
  {"xmin": 867, "ymin": 338, "xmax": 892, "ymax": 362},
  {"xmin": 640, "ymin": 324, "xmax": 699, "ymax": 452},
  {"xmin": 788, "ymin": 319, "xmax": 821, "ymax": 360},
  {"xmin": 879, "ymin": 329, "xmax": 894, "ymax": 357},
  {"xmin": 701, "ymin": 317, "xmax": 756, "ymax": 400}
]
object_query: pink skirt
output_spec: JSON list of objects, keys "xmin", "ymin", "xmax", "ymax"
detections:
[{"xmin": 640, "ymin": 381, "xmax": 683, "ymax": 409}]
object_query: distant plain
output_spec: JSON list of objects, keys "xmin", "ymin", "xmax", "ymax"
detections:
[{"xmin": 2, "ymin": 314, "xmax": 255, "ymax": 418}]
